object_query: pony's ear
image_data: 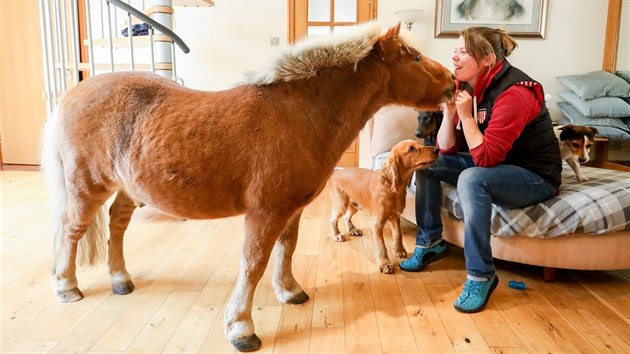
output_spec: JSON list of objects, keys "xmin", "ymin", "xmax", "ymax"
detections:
[
  {"xmin": 384, "ymin": 22, "xmax": 401, "ymax": 39},
  {"xmin": 376, "ymin": 23, "xmax": 402, "ymax": 61},
  {"xmin": 378, "ymin": 153, "xmax": 399, "ymax": 192}
]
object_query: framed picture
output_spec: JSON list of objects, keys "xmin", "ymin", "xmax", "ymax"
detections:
[{"xmin": 435, "ymin": 0, "xmax": 548, "ymax": 38}]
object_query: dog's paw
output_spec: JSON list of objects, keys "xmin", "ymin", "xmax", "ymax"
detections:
[
  {"xmin": 331, "ymin": 233, "xmax": 346, "ymax": 242},
  {"xmin": 577, "ymin": 174, "xmax": 589, "ymax": 181},
  {"xmin": 349, "ymin": 228, "xmax": 363, "ymax": 236},
  {"xmin": 380, "ymin": 263, "xmax": 394, "ymax": 274},
  {"xmin": 395, "ymin": 249, "xmax": 407, "ymax": 258}
]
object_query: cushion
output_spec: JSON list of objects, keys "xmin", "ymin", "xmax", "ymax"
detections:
[
  {"xmin": 557, "ymin": 90, "xmax": 630, "ymax": 118},
  {"xmin": 556, "ymin": 70, "xmax": 630, "ymax": 100},
  {"xmin": 615, "ymin": 71, "xmax": 630, "ymax": 104},
  {"xmin": 370, "ymin": 105, "xmax": 418, "ymax": 157},
  {"xmin": 616, "ymin": 71, "xmax": 630, "ymax": 84},
  {"xmin": 557, "ymin": 101, "xmax": 630, "ymax": 139}
]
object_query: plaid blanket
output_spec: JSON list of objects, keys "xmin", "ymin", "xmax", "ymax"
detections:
[{"xmin": 372, "ymin": 153, "xmax": 630, "ymax": 238}]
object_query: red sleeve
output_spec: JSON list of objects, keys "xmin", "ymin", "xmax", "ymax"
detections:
[{"xmin": 469, "ymin": 85, "xmax": 542, "ymax": 167}]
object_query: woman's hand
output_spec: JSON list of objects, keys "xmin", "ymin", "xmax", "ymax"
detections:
[
  {"xmin": 437, "ymin": 92, "xmax": 459, "ymax": 149},
  {"xmin": 455, "ymin": 90, "xmax": 474, "ymax": 120},
  {"xmin": 440, "ymin": 93, "xmax": 457, "ymax": 122}
]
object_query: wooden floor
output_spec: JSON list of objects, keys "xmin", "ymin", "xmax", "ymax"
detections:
[{"xmin": 2, "ymin": 170, "xmax": 630, "ymax": 353}]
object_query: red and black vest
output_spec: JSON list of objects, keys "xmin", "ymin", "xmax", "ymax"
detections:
[{"xmin": 474, "ymin": 61, "xmax": 562, "ymax": 189}]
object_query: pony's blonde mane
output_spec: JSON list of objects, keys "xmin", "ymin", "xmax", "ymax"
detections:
[{"xmin": 248, "ymin": 22, "xmax": 384, "ymax": 85}]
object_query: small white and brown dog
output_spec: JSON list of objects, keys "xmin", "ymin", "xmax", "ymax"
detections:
[{"xmin": 554, "ymin": 125, "xmax": 599, "ymax": 181}]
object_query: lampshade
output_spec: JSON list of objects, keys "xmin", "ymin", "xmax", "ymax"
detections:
[{"xmin": 394, "ymin": 9, "xmax": 425, "ymax": 31}]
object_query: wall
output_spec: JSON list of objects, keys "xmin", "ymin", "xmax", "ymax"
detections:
[
  {"xmin": 175, "ymin": 0, "xmax": 288, "ymax": 90},
  {"xmin": 173, "ymin": 0, "xmax": 609, "ymax": 122},
  {"xmin": 618, "ymin": 0, "xmax": 629, "ymax": 71}
]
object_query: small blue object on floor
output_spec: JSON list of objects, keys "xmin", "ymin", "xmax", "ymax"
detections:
[{"xmin": 508, "ymin": 280, "xmax": 526, "ymax": 290}]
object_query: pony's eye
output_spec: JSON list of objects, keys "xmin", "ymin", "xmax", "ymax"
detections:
[{"xmin": 415, "ymin": 55, "xmax": 422, "ymax": 62}]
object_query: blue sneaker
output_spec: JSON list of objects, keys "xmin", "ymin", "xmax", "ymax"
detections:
[
  {"xmin": 399, "ymin": 241, "xmax": 450, "ymax": 272},
  {"xmin": 454, "ymin": 275, "xmax": 499, "ymax": 313}
]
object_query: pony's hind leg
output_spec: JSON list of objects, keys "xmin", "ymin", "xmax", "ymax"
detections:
[
  {"xmin": 272, "ymin": 211, "xmax": 309, "ymax": 304},
  {"xmin": 52, "ymin": 184, "xmax": 112, "ymax": 302},
  {"xmin": 225, "ymin": 209, "xmax": 296, "ymax": 352},
  {"xmin": 108, "ymin": 191, "xmax": 137, "ymax": 295}
]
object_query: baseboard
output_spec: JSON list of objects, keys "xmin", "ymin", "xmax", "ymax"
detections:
[{"xmin": 1, "ymin": 164, "xmax": 40, "ymax": 171}]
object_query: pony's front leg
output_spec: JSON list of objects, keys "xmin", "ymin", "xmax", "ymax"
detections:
[
  {"xmin": 225, "ymin": 209, "xmax": 293, "ymax": 352},
  {"xmin": 272, "ymin": 210, "xmax": 309, "ymax": 304},
  {"xmin": 108, "ymin": 191, "xmax": 137, "ymax": 295}
]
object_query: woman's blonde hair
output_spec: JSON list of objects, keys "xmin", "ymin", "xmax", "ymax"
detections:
[{"xmin": 460, "ymin": 27, "xmax": 518, "ymax": 66}]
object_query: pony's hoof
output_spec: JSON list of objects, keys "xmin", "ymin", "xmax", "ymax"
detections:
[
  {"xmin": 286, "ymin": 291, "xmax": 310, "ymax": 304},
  {"xmin": 350, "ymin": 228, "xmax": 362, "ymax": 236},
  {"xmin": 112, "ymin": 281, "xmax": 135, "ymax": 295},
  {"xmin": 380, "ymin": 264, "xmax": 394, "ymax": 274},
  {"xmin": 56, "ymin": 288, "xmax": 84, "ymax": 302},
  {"xmin": 231, "ymin": 333, "xmax": 262, "ymax": 352}
]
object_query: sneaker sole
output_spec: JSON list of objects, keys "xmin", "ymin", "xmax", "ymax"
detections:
[
  {"xmin": 400, "ymin": 246, "xmax": 451, "ymax": 272},
  {"xmin": 454, "ymin": 275, "xmax": 499, "ymax": 314}
]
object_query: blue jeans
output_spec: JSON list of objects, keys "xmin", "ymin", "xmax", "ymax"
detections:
[{"xmin": 415, "ymin": 153, "xmax": 556, "ymax": 278}]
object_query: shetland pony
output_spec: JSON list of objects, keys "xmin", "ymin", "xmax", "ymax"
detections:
[
  {"xmin": 329, "ymin": 140, "xmax": 438, "ymax": 274},
  {"xmin": 41, "ymin": 22, "xmax": 454, "ymax": 352}
]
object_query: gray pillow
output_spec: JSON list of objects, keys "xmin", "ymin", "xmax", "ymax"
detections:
[
  {"xmin": 557, "ymin": 90, "xmax": 630, "ymax": 118},
  {"xmin": 557, "ymin": 101, "xmax": 630, "ymax": 139},
  {"xmin": 616, "ymin": 71, "xmax": 630, "ymax": 84},
  {"xmin": 556, "ymin": 70, "xmax": 630, "ymax": 100}
]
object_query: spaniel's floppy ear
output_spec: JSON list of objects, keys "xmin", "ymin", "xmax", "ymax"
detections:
[{"xmin": 378, "ymin": 152, "xmax": 399, "ymax": 192}]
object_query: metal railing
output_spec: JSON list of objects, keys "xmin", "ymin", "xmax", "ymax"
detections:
[{"xmin": 38, "ymin": 0, "xmax": 190, "ymax": 113}]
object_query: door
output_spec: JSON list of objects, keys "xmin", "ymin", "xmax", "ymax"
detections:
[
  {"xmin": 288, "ymin": 0, "xmax": 377, "ymax": 167},
  {"xmin": 0, "ymin": 1, "xmax": 47, "ymax": 165}
]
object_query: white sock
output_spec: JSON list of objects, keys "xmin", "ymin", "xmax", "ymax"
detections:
[
  {"xmin": 467, "ymin": 274, "xmax": 490, "ymax": 282},
  {"xmin": 417, "ymin": 239, "xmax": 443, "ymax": 249}
]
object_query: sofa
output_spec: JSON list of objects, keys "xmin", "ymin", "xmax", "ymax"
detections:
[{"xmin": 359, "ymin": 105, "xmax": 630, "ymax": 280}]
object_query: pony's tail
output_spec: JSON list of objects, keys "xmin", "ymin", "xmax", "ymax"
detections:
[{"xmin": 40, "ymin": 107, "xmax": 108, "ymax": 267}]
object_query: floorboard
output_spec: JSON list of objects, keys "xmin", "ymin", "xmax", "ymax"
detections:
[{"xmin": 2, "ymin": 171, "xmax": 629, "ymax": 353}]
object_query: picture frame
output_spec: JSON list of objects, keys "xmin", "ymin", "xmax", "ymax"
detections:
[{"xmin": 435, "ymin": 0, "xmax": 548, "ymax": 38}]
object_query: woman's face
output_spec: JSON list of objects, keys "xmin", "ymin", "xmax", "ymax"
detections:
[{"xmin": 452, "ymin": 36, "xmax": 486, "ymax": 86}]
